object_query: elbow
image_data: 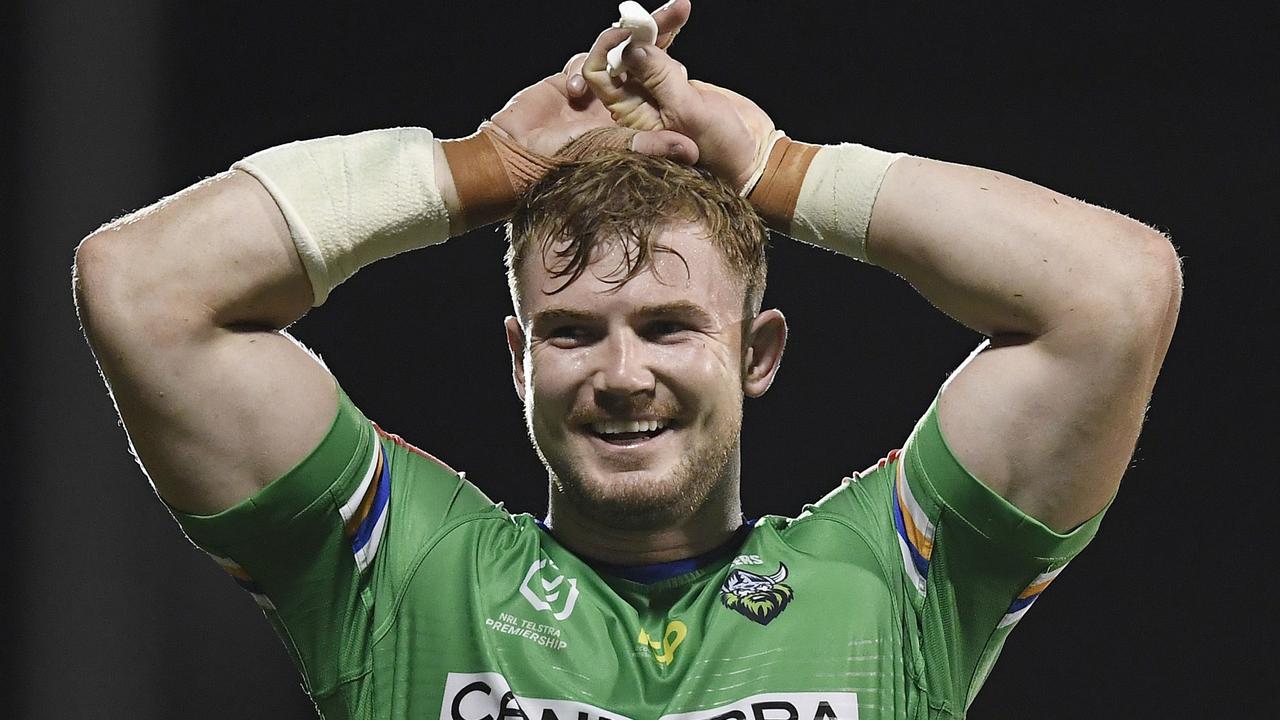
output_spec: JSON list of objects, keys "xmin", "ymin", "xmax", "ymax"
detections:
[
  {"xmin": 1089, "ymin": 226, "xmax": 1182, "ymax": 360},
  {"xmin": 1050, "ymin": 223, "xmax": 1182, "ymax": 354},
  {"xmin": 73, "ymin": 229, "xmax": 120, "ymax": 338},
  {"xmin": 1125, "ymin": 227, "xmax": 1183, "ymax": 332},
  {"xmin": 73, "ymin": 225, "xmax": 163, "ymax": 344}
]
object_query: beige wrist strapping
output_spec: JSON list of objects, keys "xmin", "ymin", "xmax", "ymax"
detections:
[
  {"xmin": 749, "ymin": 137, "xmax": 904, "ymax": 262},
  {"xmin": 233, "ymin": 127, "xmax": 452, "ymax": 306},
  {"xmin": 440, "ymin": 124, "xmax": 558, "ymax": 232}
]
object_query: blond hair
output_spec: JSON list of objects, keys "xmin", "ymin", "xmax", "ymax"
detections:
[{"xmin": 505, "ymin": 151, "xmax": 768, "ymax": 316}]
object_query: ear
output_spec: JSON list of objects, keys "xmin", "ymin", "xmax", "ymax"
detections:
[
  {"xmin": 504, "ymin": 316, "xmax": 528, "ymax": 403},
  {"xmin": 742, "ymin": 308, "xmax": 787, "ymax": 398}
]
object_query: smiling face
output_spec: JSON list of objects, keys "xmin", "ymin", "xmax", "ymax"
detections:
[{"xmin": 505, "ymin": 221, "xmax": 786, "ymax": 530}]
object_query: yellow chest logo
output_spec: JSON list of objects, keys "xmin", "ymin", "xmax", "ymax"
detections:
[{"xmin": 636, "ymin": 620, "xmax": 687, "ymax": 665}]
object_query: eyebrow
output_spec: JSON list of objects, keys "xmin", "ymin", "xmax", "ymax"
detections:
[{"xmin": 530, "ymin": 301, "xmax": 716, "ymax": 328}]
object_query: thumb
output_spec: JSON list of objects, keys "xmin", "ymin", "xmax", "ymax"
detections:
[
  {"xmin": 631, "ymin": 129, "xmax": 699, "ymax": 165},
  {"xmin": 622, "ymin": 44, "xmax": 697, "ymax": 111}
]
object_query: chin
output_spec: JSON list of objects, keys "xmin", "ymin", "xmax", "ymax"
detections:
[
  {"xmin": 546, "ymin": 434, "xmax": 738, "ymax": 530},
  {"xmin": 562, "ymin": 467, "xmax": 704, "ymax": 529},
  {"xmin": 528, "ymin": 400, "xmax": 745, "ymax": 529}
]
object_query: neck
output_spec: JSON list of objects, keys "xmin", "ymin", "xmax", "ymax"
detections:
[{"xmin": 545, "ymin": 474, "xmax": 743, "ymax": 566}]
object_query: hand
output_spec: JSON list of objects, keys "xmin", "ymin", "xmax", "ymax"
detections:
[
  {"xmin": 489, "ymin": 0, "xmax": 696, "ymax": 162},
  {"xmin": 581, "ymin": 28, "xmax": 776, "ymax": 191}
]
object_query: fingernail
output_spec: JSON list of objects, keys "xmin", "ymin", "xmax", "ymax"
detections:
[{"xmin": 625, "ymin": 44, "xmax": 647, "ymax": 62}]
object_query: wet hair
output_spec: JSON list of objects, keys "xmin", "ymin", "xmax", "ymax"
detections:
[{"xmin": 505, "ymin": 150, "xmax": 768, "ymax": 317}]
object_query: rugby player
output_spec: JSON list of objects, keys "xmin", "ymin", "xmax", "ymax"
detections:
[{"xmin": 73, "ymin": 1, "xmax": 1181, "ymax": 717}]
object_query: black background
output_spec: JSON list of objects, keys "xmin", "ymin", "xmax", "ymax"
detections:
[{"xmin": 8, "ymin": 1, "xmax": 1275, "ymax": 717}]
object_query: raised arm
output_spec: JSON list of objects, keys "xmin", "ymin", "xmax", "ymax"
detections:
[
  {"xmin": 72, "ymin": 0, "xmax": 694, "ymax": 517},
  {"xmin": 74, "ymin": 168, "xmax": 350, "ymax": 515},
  {"xmin": 859, "ymin": 157, "xmax": 1180, "ymax": 531},
  {"xmin": 584, "ymin": 36, "xmax": 1181, "ymax": 532}
]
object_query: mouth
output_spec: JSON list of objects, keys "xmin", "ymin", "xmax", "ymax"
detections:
[{"xmin": 585, "ymin": 418, "xmax": 674, "ymax": 448}]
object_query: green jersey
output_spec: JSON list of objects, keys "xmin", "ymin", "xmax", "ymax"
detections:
[{"xmin": 174, "ymin": 387, "xmax": 1104, "ymax": 719}]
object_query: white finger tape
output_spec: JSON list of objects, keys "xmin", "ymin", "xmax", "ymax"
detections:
[{"xmin": 607, "ymin": 1, "xmax": 658, "ymax": 78}]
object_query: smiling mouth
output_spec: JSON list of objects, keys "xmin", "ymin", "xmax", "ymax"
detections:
[{"xmin": 587, "ymin": 419, "xmax": 673, "ymax": 447}]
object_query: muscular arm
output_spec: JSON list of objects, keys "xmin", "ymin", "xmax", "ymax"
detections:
[
  {"xmin": 74, "ymin": 1, "xmax": 693, "ymax": 518},
  {"xmin": 583, "ymin": 35, "xmax": 1182, "ymax": 532},
  {"xmin": 74, "ymin": 151, "xmax": 464, "ymax": 515},
  {"xmin": 867, "ymin": 159, "xmax": 1181, "ymax": 531}
]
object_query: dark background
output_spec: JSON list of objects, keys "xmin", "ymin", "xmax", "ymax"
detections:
[{"xmin": 8, "ymin": 1, "xmax": 1274, "ymax": 717}]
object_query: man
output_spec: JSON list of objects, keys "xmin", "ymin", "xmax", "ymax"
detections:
[{"xmin": 74, "ymin": 1, "xmax": 1180, "ymax": 717}]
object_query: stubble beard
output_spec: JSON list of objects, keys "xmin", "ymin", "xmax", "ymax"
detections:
[{"xmin": 531, "ymin": 402, "xmax": 743, "ymax": 530}]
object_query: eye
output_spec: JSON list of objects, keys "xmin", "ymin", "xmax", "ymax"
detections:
[
  {"xmin": 546, "ymin": 326, "xmax": 595, "ymax": 347},
  {"xmin": 645, "ymin": 320, "xmax": 688, "ymax": 340}
]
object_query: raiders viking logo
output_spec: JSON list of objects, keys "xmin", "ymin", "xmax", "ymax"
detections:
[{"xmin": 719, "ymin": 563, "xmax": 794, "ymax": 625}]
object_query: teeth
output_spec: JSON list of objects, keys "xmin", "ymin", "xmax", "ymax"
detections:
[{"xmin": 591, "ymin": 419, "xmax": 668, "ymax": 435}]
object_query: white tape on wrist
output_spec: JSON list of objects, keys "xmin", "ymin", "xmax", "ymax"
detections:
[
  {"xmin": 233, "ymin": 127, "xmax": 451, "ymax": 306},
  {"xmin": 607, "ymin": 1, "xmax": 658, "ymax": 77},
  {"xmin": 789, "ymin": 144, "xmax": 905, "ymax": 262}
]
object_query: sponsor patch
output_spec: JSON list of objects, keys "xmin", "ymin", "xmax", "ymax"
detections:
[
  {"xmin": 441, "ymin": 672, "xmax": 619, "ymax": 720},
  {"xmin": 661, "ymin": 692, "xmax": 859, "ymax": 720},
  {"xmin": 440, "ymin": 673, "xmax": 859, "ymax": 720}
]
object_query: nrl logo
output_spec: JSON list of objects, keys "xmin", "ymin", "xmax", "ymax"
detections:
[
  {"xmin": 520, "ymin": 559, "xmax": 580, "ymax": 621},
  {"xmin": 719, "ymin": 562, "xmax": 794, "ymax": 626}
]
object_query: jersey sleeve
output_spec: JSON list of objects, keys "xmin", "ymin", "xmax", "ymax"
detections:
[
  {"xmin": 891, "ymin": 391, "xmax": 1109, "ymax": 713},
  {"xmin": 802, "ymin": 389, "xmax": 1109, "ymax": 715},
  {"xmin": 169, "ymin": 384, "xmax": 497, "ymax": 700}
]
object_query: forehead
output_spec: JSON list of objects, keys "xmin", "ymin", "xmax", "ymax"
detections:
[{"xmin": 516, "ymin": 222, "xmax": 745, "ymax": 321}]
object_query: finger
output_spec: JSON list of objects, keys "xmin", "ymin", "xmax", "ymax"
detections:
[
  {"xmin": 610, "ymin": 92, "xmax": 666, "ymax": 131},
  {"xmin": 565, "ymin": 54, "xmax": 589, "ymax": 100},
  {"xmin": 620, "ymin": 43, "xmax": 696, "ymax": 110},
  {"xmin": 655, "ymin": 27, "xmax": 681, "ymax": 51},
  {"xmin": 631, "ymin": 129, "xmax": 699, "ymax": 165},
  {"xmin": 559, "ymin": 53, "xmax": 595, "ymax": 108},
  {"xmin": 581, "ymin": 26, "xmax": 634, "ymax": 104},
  {"xmin": 556, "ymin": 126, "xmax": 638, "ymax": 161},
  {"xmin": 561, "ymin": 51, "xmax": 588, "ymax": 76},
  {"xmin": 651, "ymin": 0, "xmax": 691, "ymax": 50},
  {"xmin": 582, "ymin": 26, "xmax": 633, "ymax": 77}
]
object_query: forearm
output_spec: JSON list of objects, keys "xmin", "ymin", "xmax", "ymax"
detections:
[
  {"xmin": 77, "ymin": 136, "xmax": 463, "ymax": 343},
  {"xmin": 763, "ymin": 143, "xmax": 1179, "ymax": 528},
  {"xmin": 227, "ymin": 128, "xmax": 464, "ymax": 308},
  {"xmin": 755, "ymin": 140, "xmax": 1177, "ymax": 347},
  {"xmin": 75, "ymin": 171, "xmax": 308, "ymax": 354},
  {"xmin": 73, "ymin": 132, "xmax": 468, "ymax": 512},
  {"xmin": 73, "ymin": 54, "xmax": 602, "ymax": 511},
  {"xmin": 582, "ymin": 38, "xmax": 1175, "ymax": 342},
  {"xmin": 864, "ymin": 156, "xmax": 1175, "ymax": 344}
]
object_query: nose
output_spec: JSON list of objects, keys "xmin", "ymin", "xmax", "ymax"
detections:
[{"xmin": 592, "ymin": 328, "xmax": 655, "ymax": 398}]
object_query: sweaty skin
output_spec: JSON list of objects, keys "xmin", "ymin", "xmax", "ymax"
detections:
[
  {"xmin": 71, "ymin": 1, "xmax": 698, "ymax": 528},
  {"xmin": 504, "ymin": 222, "xmax": 787, "ymax": 564},
  {"xmin": 581, "ymin": 31, "xmax": 1181, "ymax": 532}
]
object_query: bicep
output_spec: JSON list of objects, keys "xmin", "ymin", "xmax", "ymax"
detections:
[
  {"xmin": 937, "ymin": 322, "xmax": 1169, "ymax": 531},
  {"xmin": 79, "ymin": 171, "xmax": 336, "ymax": 514},
  {"xmin": 107, "ymin": 324, "xmax": 338, "ymax": 515}
]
